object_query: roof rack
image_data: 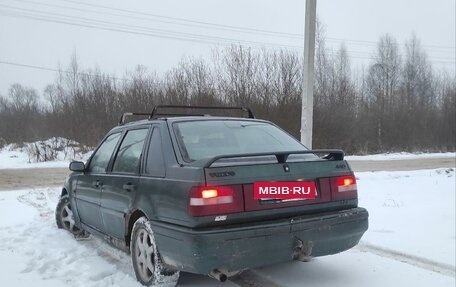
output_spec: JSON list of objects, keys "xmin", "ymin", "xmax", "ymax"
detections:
[
  {"xmin": 119, "ymin": 105, "xmax": 255, "ymax": 125},
  {"xmin": 150, "ymin": 105, "xmax": 255, "ymax": 119},
  {"xmin": 118, "ymin": 112, "xmax": 150, "ymax": 125}
]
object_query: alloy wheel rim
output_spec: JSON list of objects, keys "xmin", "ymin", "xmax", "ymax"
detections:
[
  {"xmin": 135, "ymin": 228, "xmax": 155, "ymax": 282},
  {"xmin": 61, "ymin": 202, "xmax": 77, "ymax": 233}
]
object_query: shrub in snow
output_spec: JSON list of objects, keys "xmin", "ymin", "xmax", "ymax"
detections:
[{"xmin": 22, "ymin": 137, "xmax": 90, "ymax": 163}]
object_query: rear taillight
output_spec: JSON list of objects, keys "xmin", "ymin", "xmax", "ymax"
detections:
[
  {"xmin": 337, "ymin": 176, "xmax": 357, "ymax": 192},
  {"xmin": 331, "ymin": 175, "xmax": 358, "ymax": 200},
  {"xmin": 188, "ymin": 185, "xmax": 244, "ymax": 216}
]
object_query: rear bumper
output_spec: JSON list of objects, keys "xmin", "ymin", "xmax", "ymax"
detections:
[{"xmin": 150, "ymin": 207, "xmax": 369, "ymax": 274}]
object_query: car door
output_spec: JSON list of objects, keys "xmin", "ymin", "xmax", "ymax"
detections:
[
  {"xmin": 74, "ymin": 132, "xmax": 122, "ymax": 231},
  {"xmin": 138, "ymin": 125, "xmax": 169, "ymax": 218},
  {"xmin": 100, "ymin": 127, "xmax": 149, "ymax": 239}
]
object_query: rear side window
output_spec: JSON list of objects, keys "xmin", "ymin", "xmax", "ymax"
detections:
[
  {"xmin": 89, "ymin": 133, "xmax": 121, "ymax": 173},
  {"xmin": 112, "ymin": 129, "xmax": 148, "ymax": 174},
  {"xmin": 145, "ymin": 128, "xmax": 165, "ymax": 177}
]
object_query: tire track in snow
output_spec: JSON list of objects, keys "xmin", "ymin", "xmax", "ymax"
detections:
[
  {"xmin": 4, "ymin": 188, "xmax": 140, "ymax": 286},
  {"xmin": 356, "ymin": 242, "xmax": 456, "ymax": 277}
]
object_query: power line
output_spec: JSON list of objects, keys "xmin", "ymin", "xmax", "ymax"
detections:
[
  {"xmin": 323, "ymin": 46, "xmax": 455, "ymax": 62},
  {"xmin": 1, "ymin": 6, "xmax": 454, "ymax": 64},
  {"xmin": 0, "ymin": 5, "xmax": 306, "ymax": 51},
  {"xmin": 0, "ymin": 9, "xmax": 381, "ymax": 61},
  {"xmin": 9, "ymin": 0, "xmax": 303, "ymax": 40},
  {"xmin": 61, "ymin": 0, "xmax": 305, "ymax": 39},
  {"xmin": 59, "ymin": 0, "xmax": 456, "ymax": 51},
  {"xmin": 325, "ymin": 37, "xmax": 455, "ymax": 51},
  {"xmin": 0, "ymin": 60, "xmax": 130, "ymax": 82},
  {"xmin": 9, "ymin": 0, "xmax": 455, "ymax": 51}
]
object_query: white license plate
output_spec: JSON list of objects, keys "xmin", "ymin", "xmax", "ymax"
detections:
[{"xmin": 259, "ymin": 186, "xmax": 318, "ymax": 202}]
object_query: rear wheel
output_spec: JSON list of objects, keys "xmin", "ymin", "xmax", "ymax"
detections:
[
  {"xmin": 131, "ymin": 217, "xmax": 179, "ymax": 286},
  {"xmin": 55, "ymin": 195, "xmax": 84, "ymax": 236}
]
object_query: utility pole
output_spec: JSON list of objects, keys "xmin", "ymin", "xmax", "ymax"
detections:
[{"xmin": 300, "ymin": 0, "xmax": 317, "ymax": 148}]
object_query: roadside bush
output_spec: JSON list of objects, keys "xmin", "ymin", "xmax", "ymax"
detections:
[{"xmin": 24, "ymin": 137, "xmax": 88, "ymax": 163}]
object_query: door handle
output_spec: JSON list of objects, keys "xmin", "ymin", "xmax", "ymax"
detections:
[
  {"xmin": 123, "ymin": 183, "xmax": 135, "ymax": 192},
  {"xmin": 93, "ymin": 180, "xmax": 103, "ymax": 188}
]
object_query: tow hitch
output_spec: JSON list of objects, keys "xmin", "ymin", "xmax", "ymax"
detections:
[{"xmin": 293, "ymin": 238, "xmax": 314, "ymax": 261}]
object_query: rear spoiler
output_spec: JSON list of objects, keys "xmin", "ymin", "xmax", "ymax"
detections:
[{"xmin": 199, "ymin": 149, "xmax": 344, "ymax": 168}]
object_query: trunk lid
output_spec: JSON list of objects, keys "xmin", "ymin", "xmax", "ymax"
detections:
[{"xmin": 204, "ymin": 156, "xmax": 353, "ymax": 212}]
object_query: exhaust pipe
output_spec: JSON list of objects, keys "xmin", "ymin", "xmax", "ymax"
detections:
[{"xmin": 209, "ymin": 269, "xmax": 228, "ymax": 282}]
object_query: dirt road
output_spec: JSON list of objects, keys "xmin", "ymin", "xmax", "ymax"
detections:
[
  {"xmin": 0, "ymin": 157, "xmax": 454, "ymax": 191},
  {"xmin": 348, "ymin": 157, "xmax": 455, "ymax": 172},
  {"xmin": 0, "ymin": 167, "xmax": 70, "ymax": 191}
]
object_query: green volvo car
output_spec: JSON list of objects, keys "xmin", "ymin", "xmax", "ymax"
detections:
[{"xmin": 55, "ymin": 105, "xmax": 369, "ymax": 286}]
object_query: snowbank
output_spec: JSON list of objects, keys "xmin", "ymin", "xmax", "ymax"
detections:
[{"xmin": 0, "ymin": 137, "xmax": 92, "ymax": 169}]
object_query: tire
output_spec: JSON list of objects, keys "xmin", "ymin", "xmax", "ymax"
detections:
[
  {"xmin": 55, "ymin": 195, "xmax": 84, "ymax": 236},
  {"xmin": 131, "ymin": 217, "xmax": 180, "ymax": 286}
]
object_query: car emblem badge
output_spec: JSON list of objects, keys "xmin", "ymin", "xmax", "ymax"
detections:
[{"xmin": 209, "ymin": 171, "xmax": 236, "ymax": 177}]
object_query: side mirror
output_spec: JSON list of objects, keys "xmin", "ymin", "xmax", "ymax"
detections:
[{"xmin": 69, "ymin": 161, "xmax": 85, "ymax": 172}]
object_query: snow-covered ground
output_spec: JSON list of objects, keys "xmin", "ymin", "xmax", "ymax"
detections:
[
  {"xmin": 357, "ymin": 169, "xmax": 455, "ymax": 266},
  {"xmin": 0, "ymin": 188, "xmax": 233, "ymax": 287},
  {"xmin": 0, "ymin": 138, "xmax": 91, "ymax": 169},
  {"xmin": 345, "ymin": 152, "xmax": 456, "ymax": 161},
  {"xmin": 0, "ymin": 169, "xmax": 454, "ymax": 286},
  {"xmin": 0, "ymin": 151, "xmax": 74, "ymax": 169}
]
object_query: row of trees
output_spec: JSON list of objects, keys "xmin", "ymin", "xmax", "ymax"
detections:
[{"xmin": 0, "ymin": 31, "xmax": 454, "ymax": 153}]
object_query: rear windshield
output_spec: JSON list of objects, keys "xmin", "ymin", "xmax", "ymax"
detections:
[{"xmin": 173, "ymin": 120, "xmax": 306, "ymax": 162}]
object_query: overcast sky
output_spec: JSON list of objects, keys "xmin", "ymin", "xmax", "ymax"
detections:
[{"xmin": 0, "ymin": 0, "xmax": 454, "ymax": 97}]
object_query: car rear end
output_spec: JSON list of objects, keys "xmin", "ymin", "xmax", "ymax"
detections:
[{"xmin": 150, "ymin": 118, "xmax": 368, "ymax": 276}]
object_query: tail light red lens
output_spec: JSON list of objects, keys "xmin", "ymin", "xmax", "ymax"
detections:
[
  {"xmin": 336, "ymin": 176, "xmax": 357, "ymax": 192},
  {"xmin": 331, "ymin": 175, "xmax": 358, "ymax": 200},
  {"xmin": 188, "ymin": 185, "xmax": 244, "ymax": 216}
]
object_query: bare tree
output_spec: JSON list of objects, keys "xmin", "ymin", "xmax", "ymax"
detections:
[
  {"xmin": 367, "ymin": 34, "xmax": 402, "ymax": 151},
  {"xmin": 0, "ymin": 34, "xmax": 453, "ymax": 153}
]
